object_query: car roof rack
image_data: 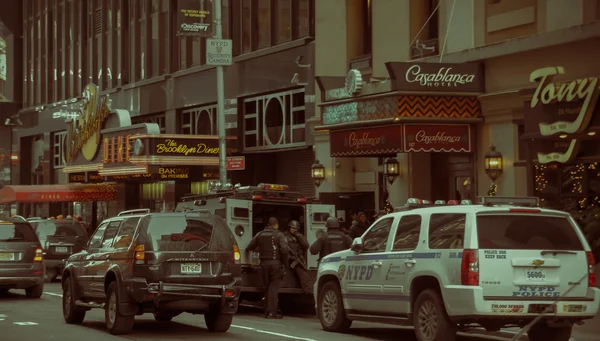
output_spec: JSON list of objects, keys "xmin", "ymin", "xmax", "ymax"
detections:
[
  {"xmin": 478, "ymin": 196, "xmax": 539, "ymax": 207},
  {"xmin": 117, "ymin": 208, "xmax": 151, "ymax": 217}
]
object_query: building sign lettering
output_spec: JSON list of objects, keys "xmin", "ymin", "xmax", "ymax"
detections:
[
  {"xmin": 67, "ymin": 84, "xmax": 111, "ymax": 162},
  {"xmin": 330, "ymin": 126, "xmax": 403, "ymax": 157},
  {"xmin": 177, "ymin": 0, "xmax": 213, "ymax": 36},
  {"xmin": 103, "ymin": 135, "xmax": 132, "ymax": 164},
  {"xmin": 348, "ymin": 132, "xmax": 382, "ymax": 149},
  {"xmin": 158, "ymin": 167, "xmax": 190, "ymax": 179},
  {"xmin": 385, "ymin": 62, "xmax": 485, "ymax": 93},
  {"xmin": 405, "ymin": 65, "xmax": 475, "ymax": 88},
  {"xmin": 414, "ymin": 130, "xmax": 461, "ymax": 144},
  {"xmin": 404, "ymin": 124, "xmax": 472, "ymax": 153},
  {"xmin": 155, "ymin": 138, "xmax": 219, "ymax": 156}
]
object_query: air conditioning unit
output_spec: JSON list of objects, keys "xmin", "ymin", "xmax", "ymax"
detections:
[{"xmin": 410, "ymin": 38, "xmax": 439, "ymax": 59}]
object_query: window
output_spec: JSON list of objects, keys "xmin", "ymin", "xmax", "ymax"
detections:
[
  {"xmin": 114, "ymin": 217, "xmax": 140, "ymax": 248},
  {"xmin": 88, "ymin": 222, "xmax": 108, "ymax": 249},
  {"xmin": 53, "ymin": 131, "xmax": 68, "ymax": 169},
  {"xmin": 392, "ymin": 215, "xmax": 422, "ymax": 251},
  {"xmin": 241, "ymin": 0, "xmax": 252, "ymax": 53},
  {"xmin": 33, "ymin": 220, "xmax": 87, "ymax": 245},
  {"xmin": 146, "ymin": 215, "xmax": 235, "ymax": 252},
  {"xmin": 476, "ymin": 215, "xmax": 583, "ymax": 251},
  {"xmin": 233, "ymin": 207, "xmax": 249, "ymax": 219},
  {"xmin": 101, "ymin": 221, "xmax": 122, "ymax": 248},
  {"xmin": 0, "ymin": 222, "xmax": 38, "ymax": 242},
  {"xmin": 362, "ymin": 218, "xmax": 393, "ymax": 253},
  {"xmin": 428, "ymin": 213, "xmax": 465, "ymax": 250}
]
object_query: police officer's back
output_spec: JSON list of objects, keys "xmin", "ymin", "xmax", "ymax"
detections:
[
  {"xmin": 310, "ymin": 217, "xmax": 352, "ymax": 261},
  {"xmin": 247, "ymin": 217, "xmax": 289, "ymax": 319}
]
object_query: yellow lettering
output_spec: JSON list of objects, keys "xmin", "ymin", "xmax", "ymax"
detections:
[{"xmin": 117, "ymin": 136, "xmax": 124, "ymax": 162}]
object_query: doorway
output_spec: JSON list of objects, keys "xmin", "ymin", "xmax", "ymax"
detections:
[{"xmin": 431, "ymin": 153, "xmax": 475, "ymax": 202}]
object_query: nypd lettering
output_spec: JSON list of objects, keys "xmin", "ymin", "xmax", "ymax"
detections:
[
  {"xmin": 512, "ymin": 286, "xmax": 560, "ymax": 298},
  {"xmin": 345, "ymin": 265, "xmax": 374, "ymax": 281}
]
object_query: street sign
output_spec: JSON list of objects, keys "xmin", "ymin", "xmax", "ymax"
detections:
[
  {"xmin": 226, "ymin": 156, "xmax": 245, "ymax": 171},
  {"xmin": 206, "ymin": 39, "xmax": 232, "ymax": 66}
]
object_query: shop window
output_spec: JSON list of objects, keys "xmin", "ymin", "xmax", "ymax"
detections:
[
  {"xmin": 180, "ymin": 105, "xmax": 217, "ymax": 135},
  {"xmin": 52, "ymin": 131, "xmax": 68, "ymax": 169}
]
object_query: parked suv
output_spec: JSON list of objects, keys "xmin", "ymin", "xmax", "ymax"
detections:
[
  {"xmin": 61, "ymin": 209, "xmax": 242, "ymax": 335},
  {"xmin": 0, "ymin": 217, "xmax": 45, "ymax": 298},
  {"xmin": 314, "ymin": 196, "xmax": 600, "ymax": 341},
  {"xmin": 29, "ymin": 218, "xmax": 88, "ymax": 282}
]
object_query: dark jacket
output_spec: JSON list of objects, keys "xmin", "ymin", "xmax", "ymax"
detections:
[
  {"xmin": 283, "ymin": 231, "xmax": 309, "ymax": 257},
  {"xmin": 310, "ymin": 229, "xmax": 352, "ymax": 260},
  {"xmin": 248, "ymin": 227, "xmax": 290, "ymax": 266},
  {"xmin": 349, "ymin": 221, "xmax": 370, "ymax": 239}
]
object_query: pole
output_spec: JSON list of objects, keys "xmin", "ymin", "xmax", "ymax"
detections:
[{"xmin": 215, "ymin": 0, "xmax": 227, "ymax": 185}]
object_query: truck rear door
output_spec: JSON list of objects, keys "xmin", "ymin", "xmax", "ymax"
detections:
[
  {"xmin": 476, "ymin": 210, "xmax": 590, "ymax": 301},
  {"xmin": 306, "ymin": 204, "xmax": 336, "ymax": 269},
  {"xmin": 226, "ymin": 199, "xmax": 252, "ymax": 265}
]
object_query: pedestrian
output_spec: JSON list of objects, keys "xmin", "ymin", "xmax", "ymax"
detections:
[
  {"xmin": 283, "ymin": 220, "xmax": 312, "ymax": 295},
  {"xmin": 310, "ymin": 217, "xmax": 353, "ymax": 262},
  {"xmin": 348, "ymin": 211, "xmax": 370, "ymax": 239},
  {"xmin": 247, "ymin": 217, "xmax": 289, "ymax": 319}
]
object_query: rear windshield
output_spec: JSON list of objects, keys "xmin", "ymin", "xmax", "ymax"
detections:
[
  {"xmin": 477, "ymin": 214, "xmax": 583, "ymax": 251},
  {"xmin": 0, "ymin": 222, "xmax": 39, "ymax": 242},
  {"xmin": 33, "ymin": 221, "xmax": 87, "ymax": 241},
  {"xmin": 146, "ymin": 215, "xmax": 234, "ymax": 252}
]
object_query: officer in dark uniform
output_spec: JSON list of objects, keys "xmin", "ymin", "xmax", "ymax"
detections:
[
  {"xmin": 247, "ymin": 217, "xmax": 289, "ymax": 319},
  {"xmin": 310, "ymin": 217, "xmax": 353, "ymax": 262},
  {"xmin": 282, "ymin": 220, "xmax": 312, "ymax": 294}
]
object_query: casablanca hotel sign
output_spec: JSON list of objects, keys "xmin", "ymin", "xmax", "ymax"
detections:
[
  {"xmin": 403, "ymin": 124, "xmax": 472, "ymax": 153},
  {"xmin": 385, "ymin": 62, "xmax": 485, "ymax": 93},
  {"xmin": 330, "ymin": 126, "xmax": 403, "ymax": 157},
  {"xmin": 526, "ymin": 66, "xmax": 599, "ymax": 164}
]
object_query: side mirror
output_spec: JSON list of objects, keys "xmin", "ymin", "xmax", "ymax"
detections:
[{"xmin": 351, "ymin": 238, "xmax": 363, "ymax": 254}]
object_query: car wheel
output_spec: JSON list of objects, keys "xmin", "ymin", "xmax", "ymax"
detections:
[
  {"xmin": 25, "ymin": 283, "xmax": 44, "ymax": 299},
  {"xmin": 153, "ymin": 312, "xmax": 177, "ymax": 322},
  {"xmin": 413, "ymin": 289, "xmax": 457, "ymax": 341},
  {"xmin": 204, "ymin": 308, "xmax": 233, "ymax": 333},
  {"xmin": 317, "ymin": 281, "xmax": 352, "ymax": 333},
  {"xmin": 105, "ymin": 282, "xmax": 134, "ymax": 335},
  {"xmin": 528, "ymin": 322, "xmax": 572, "ymax": 341},
  {"xmin": 63, "ymin": 277, "xmax": 86, "ymax": 324}
]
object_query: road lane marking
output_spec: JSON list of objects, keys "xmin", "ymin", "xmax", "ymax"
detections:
[
  {"xmin": 43, "ymin": 292, "xmax": 63, "ymax": 298},
  {"xmin": 232, "ymin": 324, "xmax": 318, "ymax": 341},
  {"xmin": 14, "ymin": 322, "xmax": 38, "ymax": 325}
]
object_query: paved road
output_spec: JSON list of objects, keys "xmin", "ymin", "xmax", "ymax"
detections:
[{"xmin": 0, "ymin": 283, "xmax": 598, "ymax": 341}]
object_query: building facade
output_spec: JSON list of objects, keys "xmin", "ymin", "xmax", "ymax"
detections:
[
  {"xmin": 313, "ymin": 0, "xmax": 600, "ymax": 218},
  {"xmin": 11, "ymin": 0, "xmax": 317, "ymax": 218}
]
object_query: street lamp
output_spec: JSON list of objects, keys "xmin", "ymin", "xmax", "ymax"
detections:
[
  {"xmin": 383, "ymin": 157, "xmax": 400, "ymax": 184},
  {"xmin": 484, "ymin": 146, "xmax": 503, "ymax": 196},
  {"xmin": 311, "ymin": 160, "xmax": 325, "ymax": 188}
]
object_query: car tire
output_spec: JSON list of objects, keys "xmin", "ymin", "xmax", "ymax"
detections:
[
  {"xmin": 105, "ymin": 282, "xmax": 134, "ymax": 335},
  {"xmin": 527, "ymin": 322, "xmax": 572, "ymax": 341},
  {"xmin": 317, "ymin": 281, "xmax": 352, "ymax": 333},
  {"xmin": 63, "ymin": 278, "xmax": 86, "ymax": 324},
  {"xmin": 204, "ymin": 308, "xmax": 233, "ymax": 333},
  {"xmin": 25, "ymin": 283, "xmax": 44, "ymax": 299},
  {"xmin": 413, "ymin": 289, "xmax": 457, "ymax": 341},
  {"xmin": 153, "ymin": 312, "xmax": 175, "ymax": 322}
]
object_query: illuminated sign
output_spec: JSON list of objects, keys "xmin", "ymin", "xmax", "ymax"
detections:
[
  {"xmin": 153, "ymin": 138, "xmax": 220, "ymax": 156},
  {"xmin": 103, "ymin": 135, "xmax": 132, "ymax": 164},
  {"xmin": 158, "ymin": 167, "xmax": 190, "ymax": 179},
  {"xmin": 67, "ymin": 84, "xmax": 112, "ymax": 162}
]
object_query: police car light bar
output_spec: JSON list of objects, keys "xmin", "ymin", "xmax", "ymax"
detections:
[
  {"xmin": 407, "ymin": 198, "xmax": 422, "ymax": 205},
  {"xmin": 460, "ymin": 200, "xmax": 472, "ymax": 205},
  {"xmin": 434, "ymin": 200, "xmax": 446, "ymax": 205},
  {"xmin": 257, "ymin": 183, "xmax": 289, "ymax": 191},
  {"xmin": 480, "ymin": 196, "xmax": 539, "ymax": 207}
]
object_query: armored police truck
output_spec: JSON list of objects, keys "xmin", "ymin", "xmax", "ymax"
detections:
[{"xmin": 175, "ymin": 183, "xmax": 335, "ymax": 306}]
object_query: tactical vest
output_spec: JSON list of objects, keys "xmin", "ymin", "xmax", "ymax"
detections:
[
  {"xmin": 257, "ymin": 229, "xmax": 280, "ymax": 260},
  {"xmin": 322, "ymin": 230, "xmax": 349, "ymax": 257}
]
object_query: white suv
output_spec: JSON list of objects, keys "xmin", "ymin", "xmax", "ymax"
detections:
[{"xmin": 314, "ymin": 196, "xmax": 600, "ymax": 341}]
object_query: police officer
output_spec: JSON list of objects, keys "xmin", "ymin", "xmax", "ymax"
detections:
[
  {"xmin": 310, "ymin": 217, "xmax": 353, "ymax": 261},
  {"xmin": 247, "ymin": 217, "xmax": 289, "ymax": 319},
  {"xmin": 283, "ymin": 220, "xmax": 312, "ymax": 295}
]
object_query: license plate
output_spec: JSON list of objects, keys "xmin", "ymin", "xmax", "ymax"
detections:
[
  {"xmin": 55, "ymin": 247, "xmax": 69, "ymax": 253},
  {"xmin": 525, "ymin": 269, "xmax": 547, "ymax": 281},
  {"xmin": 180, "ymin": 263, "xmax": 202, "ymax": 274},
  {"xmin": 0, "ymin": 253, "xmax": 15, "ymax": 261}
]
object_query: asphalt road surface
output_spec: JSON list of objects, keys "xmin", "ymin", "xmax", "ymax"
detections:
[{"xmin": 0, "ymin": 283, "xmax": 598, "ymax": 341}]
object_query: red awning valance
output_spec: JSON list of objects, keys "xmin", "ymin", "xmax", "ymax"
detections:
[{"xmin": 0, "ymin": 184, "xmax": 117, "ymax": 203}]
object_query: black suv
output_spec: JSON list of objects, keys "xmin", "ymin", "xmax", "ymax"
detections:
[
  {"xmin": 61, "ymin": 209, "xmax": 242, "ymax": 335},
  {"xmin": 29, "ymin": 218, "xmax": 88, "ymax": 282},
  {"xmin": 0, "ymin": 217, "xmax": 45, "ymax": 298}
]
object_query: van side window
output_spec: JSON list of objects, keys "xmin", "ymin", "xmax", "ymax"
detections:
[
  {"xmin": 392, "ymin": 215, "xmax": 422, "ymax": 251},
  {"xmin": 362, "ymin": 218, "xmax": 393, "ymax": 253},
  {"xmin": 101, "ymin": 221, "xmax": 122, "ymax": 248},
  {"xmin": 428, "ymin": 213, "xmax": 466, "ymax": 249}
]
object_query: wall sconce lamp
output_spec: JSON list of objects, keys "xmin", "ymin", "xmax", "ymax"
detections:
[
  {"xmin": 484, "ymin": 146, "xmax": 503, "ymax": 182},
  {"xmin": 311, "ymin": 160, "xmax": 325, "ymax": 188},
  {"xmin": 383, "ymin": 157, "xmax": 400, "ymax": 184}
]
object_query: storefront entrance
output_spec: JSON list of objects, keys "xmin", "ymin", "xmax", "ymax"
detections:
[{"xmin": 431, "ymin": 153, "xmax": 475, "ymax": 202}]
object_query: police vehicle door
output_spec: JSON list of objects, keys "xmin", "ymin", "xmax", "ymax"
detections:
[
  {"xmin": 379, "ymin": 214, "xmax": 424, "ymax": 314},
  {"xmin": 343, "ymin": 217, "xmax": 395, "ymax": 313},
  {"xmin": 306, "ymin": 204, "xmax": 336, "ymax": 269},
  {"xmin": 226, "ymin": 199, "xmax": 252, "ymax": 265}
]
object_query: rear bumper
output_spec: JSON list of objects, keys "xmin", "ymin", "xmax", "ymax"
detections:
[
  {"xmin": 0, "ymin": 275, "xmax": 44, "ymax": 289},
  {"xmin": 443, "ymin": 286, "xmax": 600, "ymax": 320}
]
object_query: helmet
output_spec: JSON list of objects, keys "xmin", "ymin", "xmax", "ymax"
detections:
[
  {"xmin": 325, "ymin": 217, "xmax": 340, "ymax": 229},
  {"xmin": 288, "ymin": 220, "xmax": 301, "ymax": 229}
]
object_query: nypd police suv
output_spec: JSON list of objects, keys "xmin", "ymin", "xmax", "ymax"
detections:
[{"xmin": 314, "ymin": 196, "xmax": 600, "ymax": 341}]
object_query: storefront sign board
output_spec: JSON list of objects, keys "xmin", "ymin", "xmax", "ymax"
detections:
[
  {"xmin": 227, "ymin": 156, "xmax": 245, "ymax": 170},
  {"xmin": 177, "ymin": 0, "xmax": 213, "ymax": 36},
  {"xmin": 403, "ymin": 124, "xmax": 472, "ymax": 153},
  {"xmin": 329, "ymin": 126, "xmax": 403, "ymax": 157},
  {"xmin": 386, "ymin": 62, "xmax": 485, "ymax": 93}
]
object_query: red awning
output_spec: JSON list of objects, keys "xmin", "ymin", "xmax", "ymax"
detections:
[{"xmin": 0, "ymin": 184, "xmax": 117, "ymax": 203}]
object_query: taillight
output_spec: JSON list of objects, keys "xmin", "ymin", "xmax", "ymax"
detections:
[
  {"xmin": 134, "ymin": 244, "xmax": 145, "ymax": 262},
  {"xmin": 233, "ymin": 245, "xmax": 241, "ymax": 264},
  {"xmin": 587, "ymin": 252, "xmax": 596, "ymax": 287},
  {"xmin": 251, "ymin": 195, "xmax": 262, "ymax": 201},
  {"xmin": 461, "ymin": 249, "xmax": 479, "ymax": 286},
  {"xmin": 34, "ymin": 248, "xmax": 43, "ymax": 262}
]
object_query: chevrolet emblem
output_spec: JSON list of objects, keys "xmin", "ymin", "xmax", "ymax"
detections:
[{"xmin": 532, "ymin": 259, "xmax": 545, "ymax": 266}]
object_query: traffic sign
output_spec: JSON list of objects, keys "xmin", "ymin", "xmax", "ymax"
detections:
[
  {"xmin": 206, "ymin": 39, "xmax": 232, "ymax": 66},
  {"xmin": 226, "ymin": 156, "xmax": 245, "ymax": 171}
]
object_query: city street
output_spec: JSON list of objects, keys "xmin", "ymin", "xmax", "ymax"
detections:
[{"xmin": 0, "ymin": 283, "xmax": 597, "ymax": 341}]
